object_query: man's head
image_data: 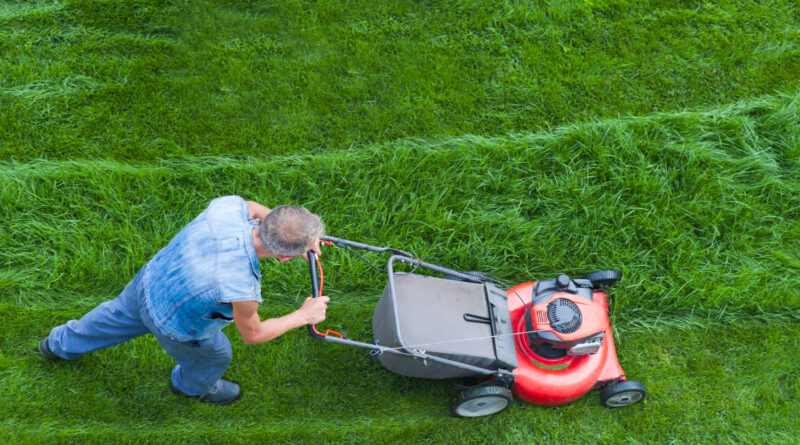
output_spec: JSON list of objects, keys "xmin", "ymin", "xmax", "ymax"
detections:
[{"xmin": 257, "ymin": 205, "xmax": 325, "ymax": 259}]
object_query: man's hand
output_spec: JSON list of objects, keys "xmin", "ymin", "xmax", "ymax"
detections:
[{"xmin": 299, "ymin": 295, "xmax": 329, "ymax": 324}]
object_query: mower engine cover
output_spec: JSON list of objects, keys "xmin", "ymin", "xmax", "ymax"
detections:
[{"xmin": 525, "ymin": 275, "xmax": 606, "ymax": 358}]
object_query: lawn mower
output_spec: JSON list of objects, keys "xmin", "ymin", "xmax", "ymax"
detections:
[{"xmin": 306, "ymin": 236, "xmax": 646, "ymax": 417}]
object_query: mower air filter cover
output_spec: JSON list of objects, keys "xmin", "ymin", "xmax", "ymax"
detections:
[{"xmin": 547, "ymin": 298, "xmax": 582, "ymax": 334}]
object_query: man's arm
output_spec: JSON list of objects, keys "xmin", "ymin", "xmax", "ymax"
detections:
[
  {"xmin": 231, "ymin": 297, "xmax": 329, "ymax": 344},
  {"xmin": 246, "ymin": 200, "xmax": 270, "ymax": 223}
]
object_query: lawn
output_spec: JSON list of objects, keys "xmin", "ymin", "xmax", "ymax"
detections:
[{"xmin": 1, "ymin": 0, "xmax": 799, "ymax": 443}]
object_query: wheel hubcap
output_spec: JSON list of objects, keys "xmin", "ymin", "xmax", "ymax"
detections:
[
  {"xmin": 606, "ymin": 390, "xmax": 643, "ymax": 407},
  {"xmin": 456, "ymin": 396, "xmax": 509, "ymax": 417}
]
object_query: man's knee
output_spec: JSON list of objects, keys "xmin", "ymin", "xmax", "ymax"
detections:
[{"xmin": 196, "ymin": 333, "xmax": 232, "ymax": 365}]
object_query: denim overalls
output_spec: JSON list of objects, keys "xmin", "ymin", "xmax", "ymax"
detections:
[{"xmin": 47, "ymin": 196, "xmax": 262, "ymax": 396}]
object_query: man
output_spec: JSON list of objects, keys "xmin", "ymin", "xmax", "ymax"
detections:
[{"xmin": 38, "ymin": 196, "xmax": 329, "ymax": 405}]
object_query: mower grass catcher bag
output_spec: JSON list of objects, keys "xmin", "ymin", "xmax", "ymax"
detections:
[{"xmin": 372, "ymin": 272, "xmax": 518, "ymax": 379}]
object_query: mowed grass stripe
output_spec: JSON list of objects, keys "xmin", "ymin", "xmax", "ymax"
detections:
[
  {"xmin": 1, "ymin": 304, "xmax": 798, "ymax": 444},
  {"xmin": 2, "ymin": 93, "xmax": 799, "ymax": 314},
  {"xmin": 2, "ymin": 0, "xmax": 800, "ymax": 160}
]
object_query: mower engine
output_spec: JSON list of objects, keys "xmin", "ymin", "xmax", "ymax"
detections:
[
  {"xmin": 524, "ymin": 274, "xmax": 606, "ymax": 359},
  {"xmin": 508, "ymin": 270, "xmax": 645, "ymax": 408}
]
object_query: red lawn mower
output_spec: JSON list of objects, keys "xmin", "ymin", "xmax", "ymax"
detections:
[{"xmin": 307, "ymin": 236, "xmax": 646, "ymax": 417}]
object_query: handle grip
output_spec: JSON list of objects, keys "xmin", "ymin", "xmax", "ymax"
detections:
[{"xmin": 306, "ymin": 250, "xmax": 325, "ymax": 339}]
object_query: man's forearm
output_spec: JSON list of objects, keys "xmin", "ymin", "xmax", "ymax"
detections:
[
  {"xmin": 241, "ymin": 310, "xmax": 308, "ymax": 344},
  {"xmin": 233, "ymin": 297, "xmax": 328, "ymax": 345}
]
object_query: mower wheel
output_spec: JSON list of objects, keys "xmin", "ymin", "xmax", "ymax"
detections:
[
  {"xmin": 582, "ymin": 270, "xmax": 622, "ymax": 291},
  {"xmin": 600, "ymin": 380, "xmax": 646, "ymax": 408},
  {"xmin": 451, "ymin": 385, "xmax": 513, "ymax": 418},
  {"xmin": 444, "ymin": 271, "xmax": 492, "ymax": 283}
]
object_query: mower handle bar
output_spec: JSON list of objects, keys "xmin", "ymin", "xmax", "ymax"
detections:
[
  {"xmin": 320, "ymin": 235, "xmax": 414, "ymax": 258},
  {"xmin": 307, "ymin": 250, "xmax": 324, "ymax": 340}
]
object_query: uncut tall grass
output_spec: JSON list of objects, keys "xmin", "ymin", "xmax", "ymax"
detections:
[{"xmin": 2, "ymin": 93, "xmax": 798, "ymax": 316}]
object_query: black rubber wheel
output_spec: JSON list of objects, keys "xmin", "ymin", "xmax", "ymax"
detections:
[
  {"xmin": 443, "ymin": 271, "xmax": 492, "ymax": 283},
  {"xmin": 450, "ymin": 385, "xmax": 513, "ymax": 418},
  {"xmin": 581, "ymin": 270, "xmax": 622, "ymax": 291},
  {"xmin": 600, "ymin": 380, "xmax": 646, "ymax": 408}
]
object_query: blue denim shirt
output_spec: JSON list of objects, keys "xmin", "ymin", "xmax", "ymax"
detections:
[{"xmin": 144, "ymin": 196, "xmax": 262, "ymax": 341}]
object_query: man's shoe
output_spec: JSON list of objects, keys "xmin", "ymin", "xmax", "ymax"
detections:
[
  {"xmin": 38, "ymin": 338, "xmax": 62, "ymax": 361},
  {"xmin": 171, "ymin": 379, "xmax": 241, "ymax": 405}
]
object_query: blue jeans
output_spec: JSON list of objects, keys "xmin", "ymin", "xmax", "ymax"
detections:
[{"xmin": 47, "ymin": 266, "xmax": 232, "ymax": 396}]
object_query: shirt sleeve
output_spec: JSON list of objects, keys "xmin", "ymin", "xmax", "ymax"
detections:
[{"xmin": 209, "ymin": 196, "xmax": 263, "ymax": 304}]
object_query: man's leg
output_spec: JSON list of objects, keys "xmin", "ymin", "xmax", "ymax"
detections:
[
  {"xmin": 163, "ymin": 333, "xmax": 233, "ymax": 396},
  {"xmin": 138, "ymin": 304, "xmax": 235, "ymax": 399},
  {"xmin": 46, "ymin": 268, "xmax": 149, "ymax": 360}
]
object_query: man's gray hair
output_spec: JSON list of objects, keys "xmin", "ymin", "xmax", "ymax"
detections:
[{"xmin": 258, "ymin": 205, "xmax": 325, "ymax": 257}]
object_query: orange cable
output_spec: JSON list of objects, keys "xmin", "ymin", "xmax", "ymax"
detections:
[{"xmin": 311, "ymin": 244, "xmax": 343, "ymax": 339}]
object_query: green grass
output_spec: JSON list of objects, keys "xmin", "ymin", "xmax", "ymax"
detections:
[
  {"xmin": 2, "ymin": 0, "xmax": 800, "ymax": 159},
  {"xmin": 3, "ymin": 94, "xmax": 798, "ymax": 313},
  {"xmin": 2, "ymin": 94, "xmax": 799, "ymax": 443},
  {"xmin": 1, "ymin": 0, "xmax": 800, "ymax": 443},
  {"xmin": 2, "ymin": 308, "xmax": 799, "ymax": 443}
]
